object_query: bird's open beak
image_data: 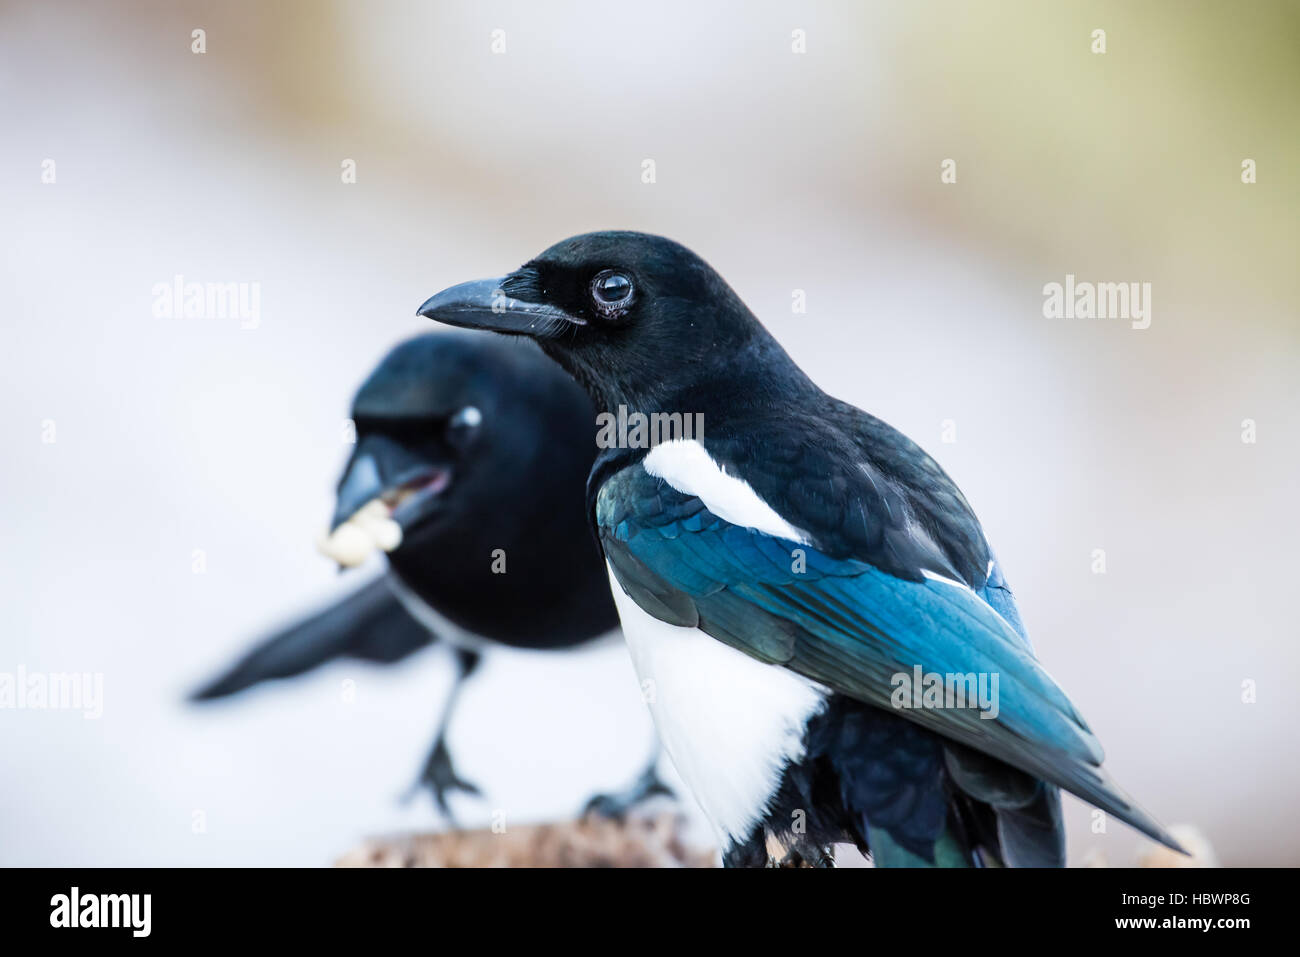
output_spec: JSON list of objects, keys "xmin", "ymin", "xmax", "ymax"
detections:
[
  {"xmin": 332, "ymin": 435, "xmax": 452, "ymax": 534},
  {"xmin": 417, "ymin": 277, "xmax": 584, "ymax": 337},
  {"xmin": 320, "ymin": 436, "xmax": 455, "ymax": 569}
]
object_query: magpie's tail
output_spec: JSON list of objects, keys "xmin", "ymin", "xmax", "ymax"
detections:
[{"xmin": 189, "ymin": 576, "xmax": 434, "ymax": 701}]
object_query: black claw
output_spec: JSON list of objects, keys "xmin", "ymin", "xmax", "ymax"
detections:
[
  {"xmin": 408, "ymin": 739, "xmax": 483, "ymax": 824},
  {"xmin": 582, "ymin": 765, "xmax": 675, "ymax": 820}
]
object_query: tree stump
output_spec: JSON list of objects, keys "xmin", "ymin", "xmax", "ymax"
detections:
[{"xmin": 336, "ymin": 811, "xmax": 718, "ymax": 868}]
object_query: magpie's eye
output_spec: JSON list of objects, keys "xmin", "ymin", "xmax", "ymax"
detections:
[
  {"xmin": 447, "ymin": 405, "xmax": 482, "ymax": 446},
  {"xmin": 591, "ymin": 270, "xmax": 634, "ymax": 313}
]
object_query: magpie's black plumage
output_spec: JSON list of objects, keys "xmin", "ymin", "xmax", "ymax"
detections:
[
  {"xmin": 418, "ymin": 231, "xmax": 1184, "ymax": 867},
  {"xmin": 193, "ymin": 331, "xmax": 666, "ymax": 817}
]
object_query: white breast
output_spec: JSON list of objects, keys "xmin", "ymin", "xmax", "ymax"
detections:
[{"xmin": 607, "ymin": 564, "xmax": 828, "ymax": 849}]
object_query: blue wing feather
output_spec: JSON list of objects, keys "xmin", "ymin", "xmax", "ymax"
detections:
[{"xmin": 600, "ymin": 469, "xmax": 1180, "ymax": 853}]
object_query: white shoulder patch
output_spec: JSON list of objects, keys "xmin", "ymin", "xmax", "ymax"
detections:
[{"xmin": 642, "ymin": 439, "xmax": 808, "ymax": 543}]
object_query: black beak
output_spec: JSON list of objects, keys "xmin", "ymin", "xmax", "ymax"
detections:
[
  {"xmin": 332, "ymin": 434, "xmax": 450, "ymax": 532},
  {"xmin": 417, "ymin": 277, "xmax": 584, "ymax": 337}
]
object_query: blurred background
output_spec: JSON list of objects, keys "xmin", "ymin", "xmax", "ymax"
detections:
[{"xmin": 1, "ymin": 0, "xmax": 1296, "ymax": 866}]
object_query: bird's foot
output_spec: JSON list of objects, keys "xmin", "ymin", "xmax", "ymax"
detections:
[
  {"xmin": 581, "ymin": 763, "xmax": 674, "ymax": 820},
  {"xmin": 405, "ymin": 739, "xmax": 483, "ymax": 825}
]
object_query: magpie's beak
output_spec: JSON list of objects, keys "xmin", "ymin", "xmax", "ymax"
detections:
[
  {"xmin": 332, "ymin": 435, "xmax": 452, "ymax": 532},
  {"xmin": 417, "ymin": 278, "xmax": 584, "ymax": 338}
]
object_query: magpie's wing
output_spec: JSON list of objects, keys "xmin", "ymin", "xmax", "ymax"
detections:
[
  {"xmin": 597, "ymin": 441, "xmax": 1179, "ymax": 852},
  {"xmin": 190, "ymin": 576, "xmax": 434, "ymax": 700}
]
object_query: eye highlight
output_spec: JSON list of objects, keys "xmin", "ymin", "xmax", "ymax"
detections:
[
  {"xmin": 590, "ymin": 269, "xmax": 634, "ymax": 315},
  {"xmin": 450, "ymin": 405, "xmax": 482, "ymax": 429},
  {"xmin": 447, "ymin": 405, "xmax": 482, "ymax": 447}
]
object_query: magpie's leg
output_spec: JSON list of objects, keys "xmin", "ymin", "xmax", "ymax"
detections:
[
  {"xmin": 405, "ymin": 647, "xmax": 483, "ymax": 823},
  {"xmin": 581, "ymin": 738, "xmax": 675, "ymax": 819}
]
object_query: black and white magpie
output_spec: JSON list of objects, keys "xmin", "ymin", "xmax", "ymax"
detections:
[
  {"xmin": 417, "ymin": 231, "xmax": 1185, "ymax": 867},
  {"xmin": 193, "ymin": 330, "xmax": 668, "ymax": 818}
]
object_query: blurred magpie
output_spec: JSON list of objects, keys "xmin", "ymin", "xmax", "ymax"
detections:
[
  {"xmin": 193, "ymin": 331, "xmax": 668, "ymax": 818},
  {"xmin": 418, "ymin": 231, "xmax": 1185, "ymax": 867}
]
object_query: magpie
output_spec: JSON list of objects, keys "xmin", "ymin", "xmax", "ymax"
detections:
[
  {"xmin": 193, "ymin": 330, "xmax": 669, "ymax": 818},
  {"xmin": 417, "ymin": 231, "xmax": 1186, "ymax": 867}
]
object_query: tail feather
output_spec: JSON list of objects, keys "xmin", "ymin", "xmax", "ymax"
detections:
[
  {"xmin": 190, "ymin": 576, "xmax": 434, "ymax": 700},
  {"xmin": 996, "ymin": 783, "xmax": 1066, "ymax": 867}
]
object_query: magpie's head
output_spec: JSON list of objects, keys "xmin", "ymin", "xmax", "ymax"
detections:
[
  {"xmin": 322, "ymin": 331, "xmax": 594, "ymax": 566},
  {"xmin": 418, "ymin": 232, "xmax": 773, "ymax": 412}
]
